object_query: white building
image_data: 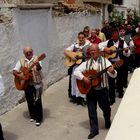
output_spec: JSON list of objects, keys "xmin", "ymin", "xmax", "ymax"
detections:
[{"xmin": 113, "ymin": 0, "xmax": 140, "ymax": 19}]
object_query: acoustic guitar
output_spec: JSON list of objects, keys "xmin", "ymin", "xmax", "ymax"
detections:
[
  {"xmin": 76, "ymin": 59, "xmax": 123, "ymax": 94},
  {"xmin": 64, "ymin": 51, "xmax": 83, "ymax": 67},
  {"xmin": 14, "ymin": 53, "xmax": 46, "ymax": 90},
  {"xmin": 103, "ymin": 46, "xmax": 133, "ymax": 59},
  {"xmin": 103, "ymin": 46, "xmax": 117, "ymax": 59}
]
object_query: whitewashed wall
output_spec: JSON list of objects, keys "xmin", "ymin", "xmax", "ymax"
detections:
[
  {"xmin": 123, "ymin": 0, "xmax": 139, "ymax": 11},
  {"xmin": 0, "ymin": 8, "xmax": 101, "ymax": 115}
]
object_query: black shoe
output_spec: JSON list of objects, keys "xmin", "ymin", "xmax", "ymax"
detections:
[
  {"xmin": 80, "ymin": 101, "xmax": 87, "ymax": 107},
  {"xmin": 105, "ymin": 120, "xmax": 111, "ymax": 129},
  {"xmin": 70, "ymin": 96, "xmax": 77, "ymax": 104},
  {"xmin": 76, "ymin": 97, "xmax": 86, "ymax": 107},
  {"xmin": 88, "ymin": 132, "xmax": 99, "ymax": 139}
]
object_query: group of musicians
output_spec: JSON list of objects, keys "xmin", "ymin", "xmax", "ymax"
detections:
[
  {"xmin": 64, "ymin": 25, "xmax": 134, "ymax": 139},
  {"xmin": 1, "ymin": 24, "xmax": 138, "ymax": 139}
]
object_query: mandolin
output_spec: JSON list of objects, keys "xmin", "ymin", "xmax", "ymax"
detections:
[
  {"xmin": 76, "ymin": 59, "xmax": 123, "ymax": 94},
  {"xmin": 14, "ymin": 53, "xmax": 46, "ymax": 90}
]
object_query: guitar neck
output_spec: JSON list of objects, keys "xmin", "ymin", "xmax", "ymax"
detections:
[
  {"xmin": 29, "ymin": 61, "xmax": 38, "ymax": 71},
  {"xmin": 28, "ymin": 53, "xmax": 46, "ymax": 70},
  {"xmin": 95, "ymin": 66, "xmax": 111, "ymax": 78},
  {"xmin": 90, "ymin": 60, "xmax": 123, "ymax": 80},
  {"xmin": 115, "ymin": 46, "xmax": 133, "ymax": 53}
]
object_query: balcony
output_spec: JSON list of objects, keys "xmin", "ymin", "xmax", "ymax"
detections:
[{"xmin": 83, "ymin": 0, "xmax": 112, "ymax": 4}]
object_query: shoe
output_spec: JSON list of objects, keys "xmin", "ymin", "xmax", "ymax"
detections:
[
  {"xmin": 70, "ymin": 98, "xmax": 77, "ymax": 104},
  {"xmin": 70, "ymin": 96, "xmax": 77, "ymax": 104},
  {"xmin": 30, "ymin": 118, "xmax": 35, "ymax": 122},
  {"xmin": 78, "ymin": 100, "xmax": 87, "ymax": 107},
  {"xmin": 76, "ymin": 97, "xmax": 86, "ymax": 107},
  {"xmin": 35, "ymin": 122, "xmax": 41, "ymax": 126},
  {"xmin": 88, "ymin": 132, "xmax": 99, "ymax": 139}
]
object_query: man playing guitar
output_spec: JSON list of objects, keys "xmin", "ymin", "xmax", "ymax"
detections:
[
  {"xmin": 99, "ymin": 28, "xmax": 131, "ymax": 104},
  {"xmin": 74, "ymin": 44, "xmax": 117, "ymax": 139},
  {"xmin": 13, "ymin": 46, "xmax": 44, "ymax": 126}
]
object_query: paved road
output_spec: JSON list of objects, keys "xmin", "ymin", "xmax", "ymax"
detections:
[{"xmin": 0, "ymin": 75, "xmax": 132, "ymax": 140}]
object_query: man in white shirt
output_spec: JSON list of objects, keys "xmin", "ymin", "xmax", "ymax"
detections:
[
  {"xmin": 99, "ymin": 28, "xmax": 130, "ymax": 103},
  {"xmin": 13, "ymin": 46, "xmax": 43, "ymax": 126},
  {"xmin": 74, "ymin": 44, "xmax": 117, "ymax": 139}
]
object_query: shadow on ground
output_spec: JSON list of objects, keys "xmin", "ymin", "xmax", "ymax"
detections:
[{"xmin": 4, "ymin": 131, "xmax": 18, "ymax": 140}]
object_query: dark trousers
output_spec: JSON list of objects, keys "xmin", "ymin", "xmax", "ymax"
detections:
[
  {"xmin": 25, "ymin": 85, "xmax": 43, "ymax": 122},
  {"xmin": 108, "ymin": 76, "xmax": 116, "ymax": 103},
  {"xmin": 86, "ymin": 88, "xmax": 111, "ymax": 134},
  {"xmin": 128, "ymin": 53, "xmax": 136, "ymax": 70},
  {"xmin": 0, "ymin": 123, "xmax": 4, "ymax": 140},
  {"xmin": 108, "ymin": 63, "xmax": 128, "ymax": 99},
  {"xmin": 135, "ymin": 53, "xmax": 140, "ymax": 68},
  {"xmin": 116, "ymin": 65, "xmax": 128, "ymax": 92},
  {"xmin": 68, "ymin": 67, "xmax": 73, "ymax": 99}
]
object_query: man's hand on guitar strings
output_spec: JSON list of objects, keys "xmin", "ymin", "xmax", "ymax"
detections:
[{"xmin": 83, "ymin": 76, "xmax": 91, "ymax": 85}]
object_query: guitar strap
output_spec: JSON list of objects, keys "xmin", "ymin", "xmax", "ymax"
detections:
[
  {"xmin": 98, "ymin": 56, "xmax": 108, "ymax": 88},
  {"xmin": 85, "ymin": 56, "xmax": 108, "ymax": 88},
  {"xmin": 102, "ymin": 56, "xmax": 108, "ymax": 88},
  {"xmin": 98, "ymin": 56, "xmax": 102, "ymax": 87},
  {"xmin": 86, "ymin": 58, "xmax": 94, "ymax": 70}
]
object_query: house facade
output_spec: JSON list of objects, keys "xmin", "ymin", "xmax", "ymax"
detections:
[{"xmin": 113, "ymin": 0, "xmax": 140, "ymax": 19}]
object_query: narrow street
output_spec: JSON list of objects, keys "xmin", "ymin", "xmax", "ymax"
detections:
[{"xmin": 0, "ymin": 74, "xmax": 132, "ymax": 140}]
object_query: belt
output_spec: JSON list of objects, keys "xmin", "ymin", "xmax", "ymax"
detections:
[
  {"xmin": 93, "ymin": 86, "xmax": 102, "ymax": 90},
  {"xmin": 93, "ymin": 86, "xmax": 107, "ymax": 91}
]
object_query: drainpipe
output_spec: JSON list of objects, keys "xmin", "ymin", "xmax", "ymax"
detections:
[
  {"xmin": 139, "ymin": 1, "xmax": 140, "ymax": 16},
  {"xmin": 101, "ymin": 0, "xmax": 105, "ymax": 21},
  {"xmin": 101, "ymin": 0, "xmax": 103, "ymax": 21}
]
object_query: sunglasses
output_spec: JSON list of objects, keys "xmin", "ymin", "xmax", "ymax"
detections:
[{"xmin": 25, "ymin": 51, "xmax": 33, "ymax": 54}]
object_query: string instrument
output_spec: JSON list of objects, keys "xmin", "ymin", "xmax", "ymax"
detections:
[
  {"xmin": 102, "ymin": 46, "xmax": 117, "ymax": 59},
  {"xmin": 103, "ymin": 46, "xmax": 132, "ymax": 59},
  {"xmin": 64, "ymin": 51, "xmax": 83, "ymax": 67},
  {"xmin": 14, "ymin": 53, "xmax": 46, "ymax": 90},
  {"xmin": 76, "ymin": 59, "xmax": 124, "ymax": 94}
]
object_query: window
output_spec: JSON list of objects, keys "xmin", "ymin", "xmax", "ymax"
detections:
[{"xmin": 112, "ymin": 0, "xmax": 123, "ymax": 5}]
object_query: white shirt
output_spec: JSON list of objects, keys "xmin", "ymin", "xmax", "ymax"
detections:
[
  {"xmin": 13, "ymin": 56, "xmax": 42, "ymax": 72},
  {"xmin": 66, "ymin": 40, "xmax": 91, "ymax": 51},
  {"xmin": 74, "ymin": 57, "xmax": 117, "ymax": 88}
]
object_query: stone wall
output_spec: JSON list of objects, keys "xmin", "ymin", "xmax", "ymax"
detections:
[{"xmin": 0, "ymin": 8, "xmax": 101, "ymax": 115}]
